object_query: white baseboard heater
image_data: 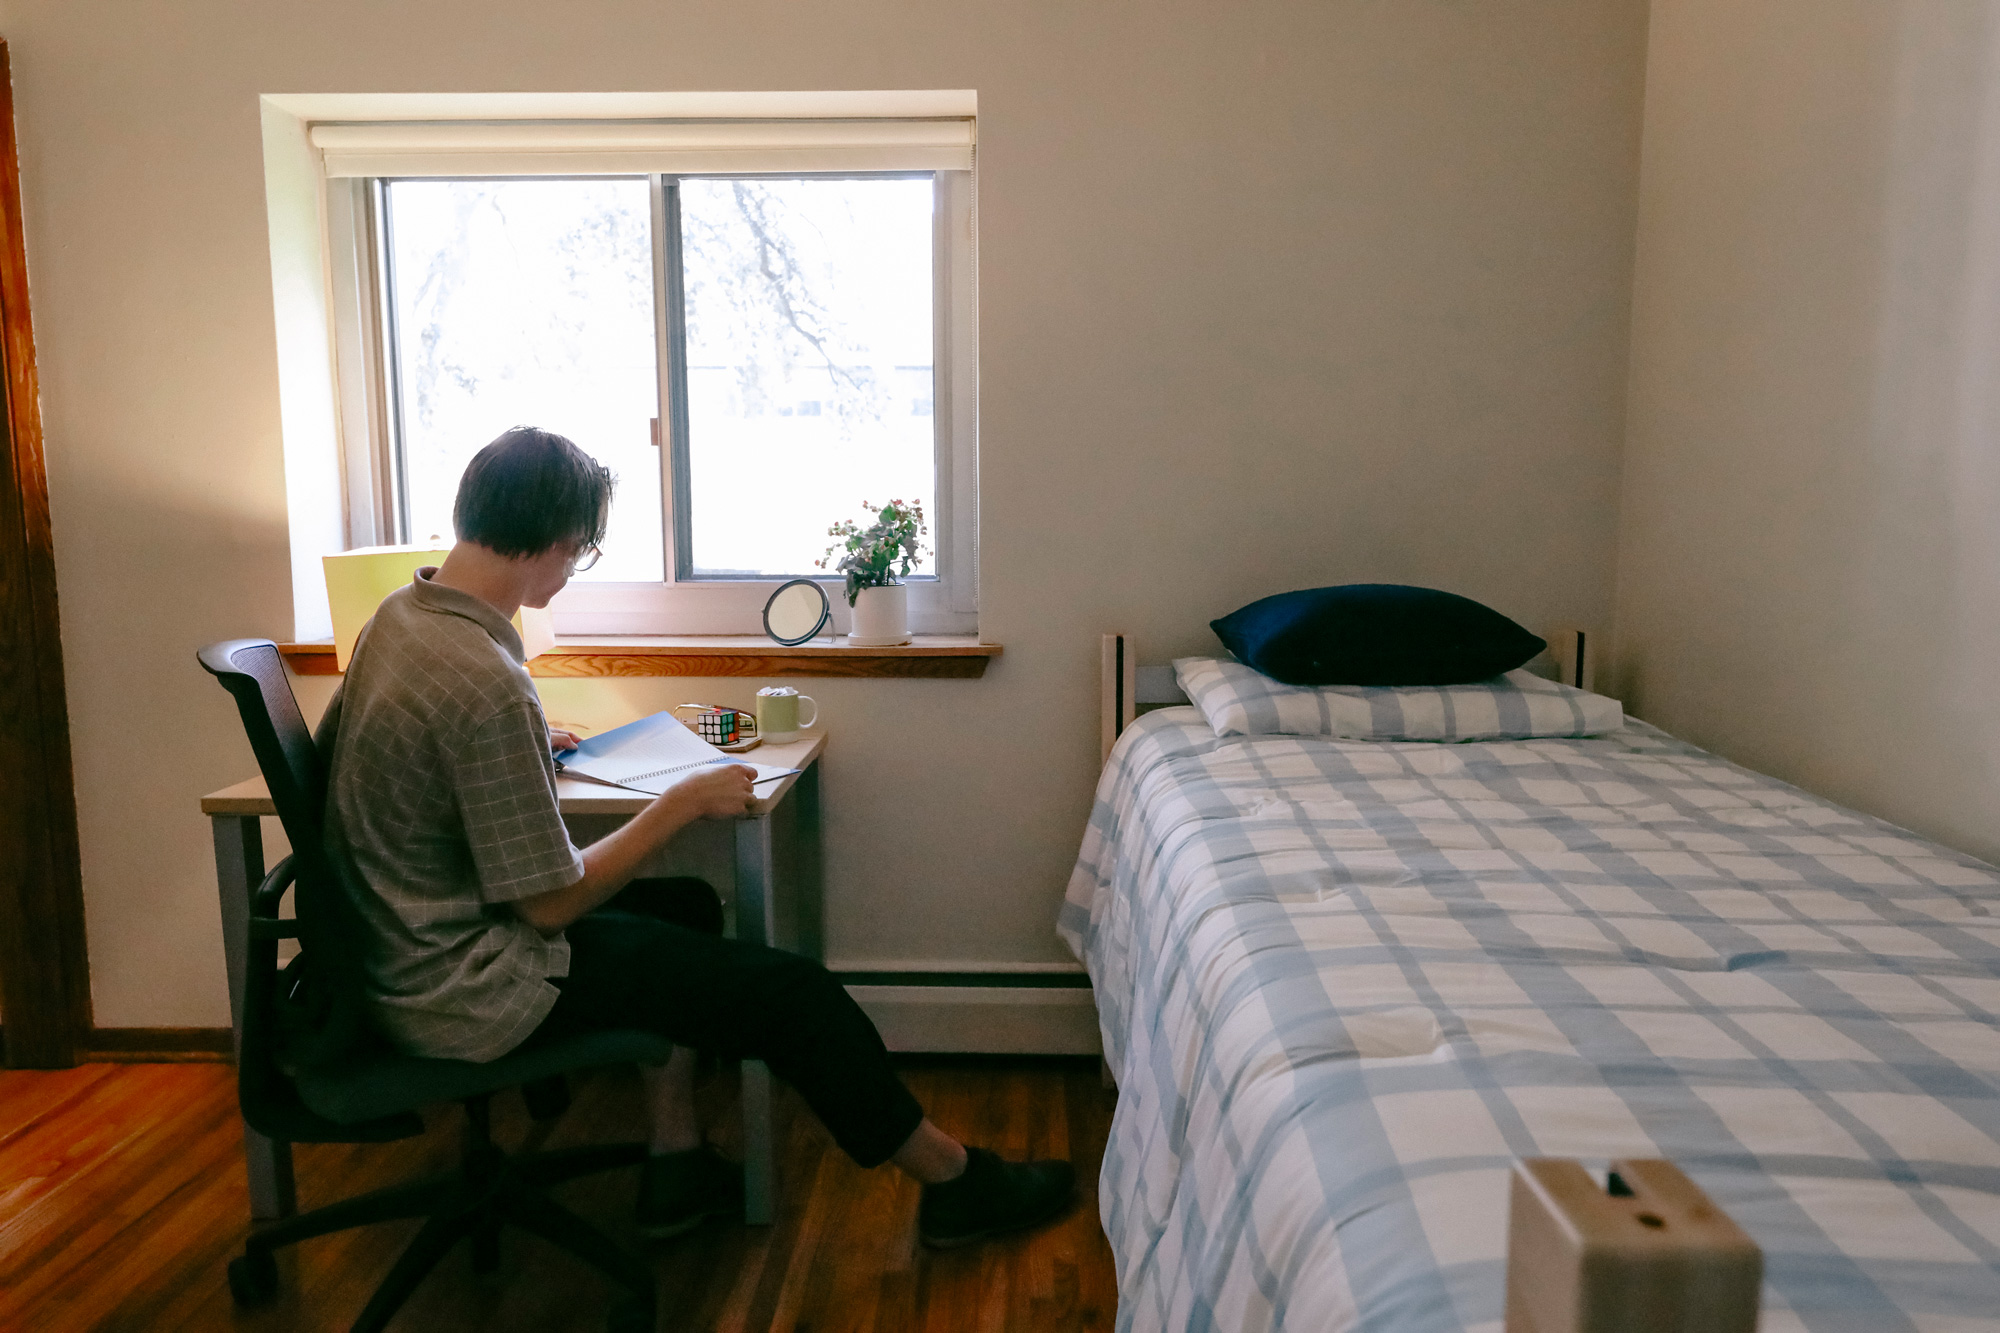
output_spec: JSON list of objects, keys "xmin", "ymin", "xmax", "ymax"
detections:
[{"xmin": 836, "ymin": 972, "xmax": 1102, "ymax": 1055}]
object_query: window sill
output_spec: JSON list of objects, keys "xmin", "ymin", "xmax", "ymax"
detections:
[{"xmin": 278, "ymin": 635, "xmax": 1001, "ymax": 679}]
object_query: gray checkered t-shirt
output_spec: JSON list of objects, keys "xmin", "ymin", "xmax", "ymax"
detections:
[{"xmin": 316, "ymin": 569, "xmax": 581, "ymax": 1063}]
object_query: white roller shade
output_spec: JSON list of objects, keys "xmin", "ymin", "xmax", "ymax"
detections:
[{"xmin": 312, "ymin": 119, "xmax": 974, "ymax": 178}]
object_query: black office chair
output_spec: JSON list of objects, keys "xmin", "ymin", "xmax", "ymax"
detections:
[{"xmin": 199, "ymin": 638, "xmax": 669, "ymax": 1333}]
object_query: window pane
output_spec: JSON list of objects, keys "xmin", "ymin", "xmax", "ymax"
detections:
[
  {"xmin": 383, "ymin": 178, "xmax": 661, "ymax": 581},
  {"xmin": 679, "ymin": 177, "xmax": 936, "ymax": 578}
]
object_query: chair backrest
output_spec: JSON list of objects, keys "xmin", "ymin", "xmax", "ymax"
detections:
[
  {"xmin": 197, "ymin": 639, "xmax": 376, "ymax": 1073},
  {"xmin": 198, "ymin": 639, "xmax": 326, "ymax": 843}
]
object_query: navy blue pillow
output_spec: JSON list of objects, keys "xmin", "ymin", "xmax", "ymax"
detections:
[{"xmin": 1210, "ymin": 585, "xmax": 1545, "ymax": 687}]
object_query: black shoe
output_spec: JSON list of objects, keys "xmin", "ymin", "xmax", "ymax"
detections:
[
  {"xmin": 635, "ymin": 1147, "xmax": 745, "ymax": 1239},
  {"xmin": 917, "ymin": 1147, "xmax": 1076, "ymax": 1249}
]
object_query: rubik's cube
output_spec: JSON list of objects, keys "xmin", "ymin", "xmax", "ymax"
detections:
[{"xmin": 683, "ymin": 705, "xmax": 755, "ymax": 745}]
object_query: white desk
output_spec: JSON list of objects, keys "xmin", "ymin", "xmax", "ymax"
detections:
[{"xmin": 200, "ymin": 732, "xmax": 825, "ymax": 1227}]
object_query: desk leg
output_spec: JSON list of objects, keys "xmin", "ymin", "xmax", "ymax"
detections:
[
  {"xmin": 794, "ymin": 762, "xmax": 824, "ymax": 963},
  {"xmin": 740, "ymin": 1061, "xmax": 775, "ymax": 1226},
  {"xmin": 735, "ymin": 815, "xmax": 778, "ymax": 1225},
  {"xmin": 211, "ymin": 814, "xmax": 297, "ymax": 1221}
]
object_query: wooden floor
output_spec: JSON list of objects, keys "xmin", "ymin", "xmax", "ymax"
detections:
[{"xmin": 0, "ymin": 1057, "xmax": 1118, "ymax": 1332}]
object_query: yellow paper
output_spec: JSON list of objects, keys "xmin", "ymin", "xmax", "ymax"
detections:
[{"xmin": 323, "ymin": 544, "xmax": 553, "ymax": 671}]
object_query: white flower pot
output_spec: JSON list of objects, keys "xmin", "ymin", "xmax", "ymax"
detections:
[{"xmin": 848, "ymin": 584, "xmax": 911, "ymax": 646}]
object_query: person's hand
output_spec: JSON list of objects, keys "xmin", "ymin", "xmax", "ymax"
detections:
[
  {"xmin": 548, "ymin": 727, "xmax": 583, "ymax": 752},
  {"xmin": 668, "ymin": 763, "xmax": 758, "ymax": 820}
]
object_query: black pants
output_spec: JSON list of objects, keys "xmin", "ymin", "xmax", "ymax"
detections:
[{"xmin": 521, "ymin": 878, "xmax": 925, "ymax": 1169}]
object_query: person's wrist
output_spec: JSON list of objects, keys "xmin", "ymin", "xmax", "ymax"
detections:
[{"xmin": 643, "ymin": 786, "xmax": 692, "ymax": 830}]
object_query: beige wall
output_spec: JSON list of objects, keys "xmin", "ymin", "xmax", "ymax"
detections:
[
  {"xmin": 7, "ymin": 0, "xmax": 1648, "ymax": 1027},
  {"xmin": 1616, "ymin": 0, "xmax": 2000, "ymax": 862}
]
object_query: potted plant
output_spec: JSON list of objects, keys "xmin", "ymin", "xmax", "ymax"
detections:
[{"xmin": 819, "ymin": 499, "xmax": 927, "ymax": 646}]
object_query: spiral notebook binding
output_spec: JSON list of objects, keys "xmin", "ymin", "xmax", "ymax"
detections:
[{"xmin": 620, "ymin": 757, "xmax": 726, "ymax": 786}]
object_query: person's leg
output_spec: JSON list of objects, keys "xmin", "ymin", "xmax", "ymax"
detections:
[
  {"xmin": 551, "ymin": 911, "xmax": 922, "ymax": 1164},
  {"xmin": 639, "ymin": 1047, "xmax": 701, "ymax": 1154},
  {"xmin": 891, "ymin": 1119, "xmax": 967, "ymax": 1183},
  {"xmin": 538, "ymin": 911, "xmax": 1073, "ymax": 1243},
  {"xmin": 610, "ymin": 878, "xmax": 724, "ymax": 1159},
  {"xmin": 606, "ymin": 881, "xmax": 975, "ymax": 1186}
]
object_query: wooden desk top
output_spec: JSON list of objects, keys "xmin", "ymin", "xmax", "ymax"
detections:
[{"xmin": 201, "ymin": 732, "xmax": 826, "ymax": 820}]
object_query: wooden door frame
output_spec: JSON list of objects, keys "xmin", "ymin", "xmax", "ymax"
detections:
[{"xmin": 0, "ymin": 36, "xmax": 92, "ymax": 1068}]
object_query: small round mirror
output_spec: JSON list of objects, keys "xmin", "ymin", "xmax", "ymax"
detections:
[{"xmin": 763, "ymin": 579, "xmax": 831, "ymax": 646}]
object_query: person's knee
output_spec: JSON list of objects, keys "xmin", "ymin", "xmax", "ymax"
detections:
[
  {"xmin": 704, "ymin": 951, "xmax": 845, "ymax": 1058},
  {"xmin": 765, "ymin": 950, "xmax": 844, "ymax": 1008}
]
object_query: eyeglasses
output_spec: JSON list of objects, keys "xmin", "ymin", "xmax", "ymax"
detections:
[{"xmin": 567, "ymin": 542, "xmax": 602, "ymax": 575}]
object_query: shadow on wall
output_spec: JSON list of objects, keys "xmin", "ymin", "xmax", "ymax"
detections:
[{"xmin": 1613, "ymin": 0, "xmax": 2000, "ymax": 862}]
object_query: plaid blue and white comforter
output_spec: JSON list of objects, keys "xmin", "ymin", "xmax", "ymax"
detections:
[{"xmin": 1060, "ymin": 709, "xmax": 2000, "ymax": 1332}]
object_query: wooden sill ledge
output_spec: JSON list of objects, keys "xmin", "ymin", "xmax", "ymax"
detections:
[{"xmin": 278, "ymin": 635, "xmax": 1001, "ymax": 679}]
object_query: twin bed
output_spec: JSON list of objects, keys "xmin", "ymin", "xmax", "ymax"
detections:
[{"xmin": 1062, "ymin": 639, "xmax": 2000, "ymax": 1332}]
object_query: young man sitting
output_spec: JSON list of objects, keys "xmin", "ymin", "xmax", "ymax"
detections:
[{"xmin": 318, "ymin": 425, "xmax": 1073, "ymax": 1245}]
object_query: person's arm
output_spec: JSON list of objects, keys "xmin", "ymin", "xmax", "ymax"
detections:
[{"xmin": 511, "ymin": 763, "xmax": 757, "ymax": 935}]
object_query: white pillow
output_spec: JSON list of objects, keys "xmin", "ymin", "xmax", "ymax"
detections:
[{"xmin": 1173, "ymin": 656, "xmax": 1624, "ymax": 741}]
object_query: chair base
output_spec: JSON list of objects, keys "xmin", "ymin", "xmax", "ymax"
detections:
[{"xmin": 232, "ymin": 1096, "xmax": 656, "ymax": 1333}]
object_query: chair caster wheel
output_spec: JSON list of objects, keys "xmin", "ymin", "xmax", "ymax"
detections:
[
  {"xmin": 607, "ymin": 1295, "xmax": 654, "ymax": 1333},
  {"xmin": 227, "ymin": 1249, "xmax": 279, "ymax": 1306}
]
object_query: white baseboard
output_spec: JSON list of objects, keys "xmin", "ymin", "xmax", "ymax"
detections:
[{"xmin": 846, "ymin": 984, "xmax": 1102, "ymax": 1055}]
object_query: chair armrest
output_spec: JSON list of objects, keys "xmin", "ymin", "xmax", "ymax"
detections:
[
  {"xmin": 249, "ymin": 855, "xmax": 300, "ymax": 941},
  {"xmin": 253, "ymin": 854, "xmax": 297, "ymax": 917}
]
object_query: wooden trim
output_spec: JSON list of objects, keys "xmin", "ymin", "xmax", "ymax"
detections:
[
  {"xmin": 279, "ymin": 635, "xmax": 1002, "ymax": 679},
  {"xmin": 77, "ymin": 1028, "xmax": 234, "ymax": 1064},
  {"xmin": 0, "ymin": 39, "xmax": 93, "ymax": 1070},
  {"xmin": 0, "ymin": 1026, "xmax": 229, "ymax": 1065}
]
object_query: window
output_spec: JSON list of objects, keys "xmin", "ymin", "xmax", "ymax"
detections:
[
  {"xmin": 381, "ymin": 177, "xmax": 663, "ymax": 579},
  {"xmin": 673, "ymin": 176, "xmax": 936, "ymax": 582},
  {"xmin": 321, "ymin": 116, "xmax": 977, "ymax": 635}
]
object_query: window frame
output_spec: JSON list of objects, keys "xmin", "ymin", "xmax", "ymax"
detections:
[{"xmin": 323, "ymin": 163, "xmax": 978, "ymax": 636}]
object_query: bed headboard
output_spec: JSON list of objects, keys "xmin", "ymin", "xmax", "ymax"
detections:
[{"xmin": 1100, "ymin": 628, "xmax": 1596, "ymax": 764}]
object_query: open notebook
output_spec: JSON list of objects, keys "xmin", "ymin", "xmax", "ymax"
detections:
[{"xmin": 556, "ymin": 712, "xmax": 800, "ymax": 795}]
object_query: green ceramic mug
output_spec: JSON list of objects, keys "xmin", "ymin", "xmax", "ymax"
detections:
[{"xmin": 755, "ymin": 686, "xmax": 819, "ymax": 743}]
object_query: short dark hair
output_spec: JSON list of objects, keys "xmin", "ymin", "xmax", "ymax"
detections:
[{"xmin": 453, "ymin": 426, "xmax": 614, "ymax": 559}]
